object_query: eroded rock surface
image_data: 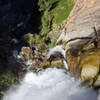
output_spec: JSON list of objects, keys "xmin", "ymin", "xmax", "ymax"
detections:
[
  {"xmin": 57, "ymin": 0, "xmax": 100, "ymax": 51},
  {"xmin": 57, "ymin": 0, "xmax": 100, "ymax": 87}
]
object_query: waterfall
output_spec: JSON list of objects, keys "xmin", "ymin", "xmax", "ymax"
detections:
[
  {"xmin": 47, "ymin": 45, "xmax": 68, "ymax": 70},
  {"xmin": 2, "ymin": 45, "xmax": 98, "ymax": 100},
  {"xmin": 2, "ymin": 68, "xmax": 97, "ymax": 100}
]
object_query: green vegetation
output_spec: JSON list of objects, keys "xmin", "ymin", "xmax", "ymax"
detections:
[
  {"xmin": 38, "ymin": 0, "xmax": 58, "ymax": 33},
  {"xmin": 48, "ymin": 40, "xmax": 57, "ymax": 47},
  {"xmin": 24, "ymin": 33, "xmax": 58, "ymax": 51},
  {"xmin": 38, "ymin": 0, "xmax": 74, "ymax": 32},
  {"xmin": 0, "ymin": 72, "xmax": 17, "ymax": 97},
  {"xmin": 51, "ymin": 0, "xmax": 74, "ymax": 24},
  {"xmin": 24, "ymin": 33, "xmax": 34, "ymax": 46}
]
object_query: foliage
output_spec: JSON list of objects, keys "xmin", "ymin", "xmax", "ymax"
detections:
[
  {"xmin": 24, "ymin": 33, "xmax": 34, "ymax": 46},
  {"xmin": 24, "ymin": 32, "xmax": 59, "ymax": 51},
  {"xmin": 38, "ymin": 0, "xmax": 74, "ymax": 32},
  {"xmin": 24, "ymin": 33, "xmax": 51, "ymax": 51},
  {"xmin": 51, "ymin": 0, "xmax": 74, "ymax": 24},
  {"xmin": 41, "ymin": 11, "xmax": 53, "ymax": 33},
  {"xmin": 38, "ymin": 0, "xmax": 58, "ymax": 33},
  {"xmin": 48, "ymin": 40, "xmax": 57, "ymax": 47},
  {"xmin": 0, "ymin": 72, "xmax": 16, "ymax": 97}
]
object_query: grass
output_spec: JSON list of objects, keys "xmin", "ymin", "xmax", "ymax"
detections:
[
  {"xmin": 50, "ymin": 0, "xmax": 74, "ymax": 24},
  {"xmin": 49, "ymin": 40, "xmax": 57, "ymax": 47},
  {"xmin": 39, "ymin": 0, "xmax": 74, "ymax": 32}
]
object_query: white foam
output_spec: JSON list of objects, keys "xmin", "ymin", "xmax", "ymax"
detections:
[
  {"xmin": 47, "ymin": 45, "xmax": 68, "ymax": 69},
  {"xmin": 97, "ymin": 90, "xmax": 100, "ymax": 100},
  {"xmin": 13, "ymin": 50, "xmax": 18, "ymax": 60},
  {"xmin": 17, "ymin": 21, "xmax": 24, "ymax": 27},
  {"xmin": 47, "ymin": 45, "xmax": 65, "ymax": 59},
  {"xmin": 12, "ymin": 38, "xmax": 19, "ymax": 44},
  {"xmin": 2, "ymin": 68, "xmax": 97, "ymax": 100}
]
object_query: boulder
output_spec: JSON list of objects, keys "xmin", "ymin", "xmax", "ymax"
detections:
[{"xmin": 80, "ymin": 55, "xmax": 100, "ymax": 85}]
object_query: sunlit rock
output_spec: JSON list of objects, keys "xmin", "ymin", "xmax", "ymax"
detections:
[
  {"xmin": 56, "ymin": 0, "xmax": 100, "ymax": 87},
  {"xmin": 57, "ymin": 0, "xmax": 100, "ymax": 52},
  {"xmin": 80, "ymin": 55, "xmax": 100, "ymax": 85}
]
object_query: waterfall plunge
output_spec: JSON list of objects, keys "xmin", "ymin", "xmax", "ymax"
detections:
[
  {"xmin": 2, "ymin": 45, "xmax": 97, "ymax": 100},
  {"xmin": 47, "ymin": 45, "xmax": 68, "ymax": 70},
  {"xmin": 2, "ymin": 68, "xmax": 97, "ymax": 100}
]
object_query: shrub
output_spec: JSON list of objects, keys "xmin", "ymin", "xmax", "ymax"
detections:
[
  {"xmin": 24, "ymin": 33, "xmax": 34, "ymax": 46},
  {"xmin": 38, "ymin": 0, "xmax": 74, "ymax": 32},
  {"xmin": 38, "ymin": 0, "xmax": 58, "ymax": 33},
  {"xmin": 0, "ymin": 72, "xmax": 16, "ymax": 97}
]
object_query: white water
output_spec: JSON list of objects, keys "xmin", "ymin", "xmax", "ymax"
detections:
[
  {"xmin": 47, "ymin": 45, "xmax": 68, "ymax": 69},
  {"xmin": 47, "ymin": 45, "xmax": 66, "ymax": 59},
  {"xmin": 2, "ymin": 68, "xmax": 97, "ymax": 100},
  {"xmin": 13, "ymin": 49, "xmax": 32, "ymax": 70},
  {"xmin": 4, "ymin": 45, "xmax": 97, "ymax": 100}
]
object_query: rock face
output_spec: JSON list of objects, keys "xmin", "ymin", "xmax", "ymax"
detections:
[
  {"xmin": 57, "ymin": 0, "xmax": 100, "ymax": 51},
  {"xmin": 57, "ymin": 0, "xmax": 100, "ymax": 87}
]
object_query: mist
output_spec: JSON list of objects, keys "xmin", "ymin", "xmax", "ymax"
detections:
[{"xmin": 2, "ymin": 68, "xmax": 97, "ymax": 100}]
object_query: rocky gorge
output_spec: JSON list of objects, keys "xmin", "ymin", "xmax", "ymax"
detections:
[{"xmin": 0, "ymin": 0, "xmax": 100, "ymax": 100}]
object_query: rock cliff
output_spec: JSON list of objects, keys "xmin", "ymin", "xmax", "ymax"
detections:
[{"xmin": 57, "ymin": 0, "xmax": 100, "ymax": 87}]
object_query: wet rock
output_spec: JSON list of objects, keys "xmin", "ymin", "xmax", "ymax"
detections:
[
  {"xmin": 94, "ymin": 74, "xmax": 100, "ymax": 87},
  {"xmin": 42, "ymin": 59, "xmax": 65, "ymax": 69},
  {"xmin": 66, "ymin": 48, "xmax": 100, "ymax": 86},
  {"xmin": 80, "ymin": 55, "xmax": 100, "ymax": 85},
  {"xmin": 42, "ymin": 45, "xmax": 67, "ymax": 69}
]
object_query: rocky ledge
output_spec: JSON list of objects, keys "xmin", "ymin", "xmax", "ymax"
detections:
[{"xmin": 57, "ymin": 0, "xmax": 100, "ymax": 87}]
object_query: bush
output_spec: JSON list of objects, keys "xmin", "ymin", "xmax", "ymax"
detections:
[
  {"xmin": 38, "ymin": 0, "xmax": 74, "ymax": 32},
  {"xmin": 0, "ymin": 72, "xmax": 16, "ymax": 97},
  {"xmin": 38, "ymin": 0, "xmax": 58, "ymax": 33},
  {"xmin": 24, "ymin": 33, "xmax": 34, "ymax": 46},
  {"xmin": 24, "ymin": 33, "xmax": 51, "ymax": 51}
]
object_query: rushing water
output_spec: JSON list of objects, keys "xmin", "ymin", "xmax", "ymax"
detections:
[
  {"xmin": 2, "ymin": 68, "xmax": 97, "ymax": 100},
  {"xmin": 2, "ymin": 45, "xmax": 98, "ymax": 100},
  {"xmin": 47, "ymin": 45, "xmax": 68, "ymax": 69}
]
